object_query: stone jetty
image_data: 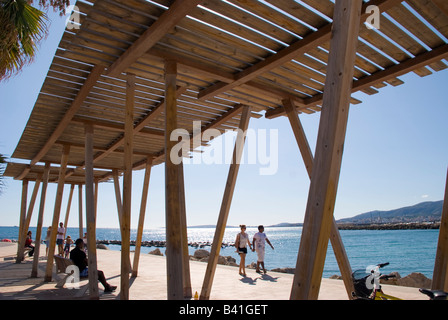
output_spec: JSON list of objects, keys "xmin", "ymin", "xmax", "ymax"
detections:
[{"xmin": 96, "ymin": 239, "xmax": 234, "ymax": 249}]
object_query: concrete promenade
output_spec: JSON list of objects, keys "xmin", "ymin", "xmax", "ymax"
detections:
[{"xmin": 0, "ymin": 242, "xmax": 425, "ymax": 300}]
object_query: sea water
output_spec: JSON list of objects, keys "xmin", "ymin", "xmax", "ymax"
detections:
[{"xmin": 0, "ymin": 226, "xmax": 438, "ymax": 278}]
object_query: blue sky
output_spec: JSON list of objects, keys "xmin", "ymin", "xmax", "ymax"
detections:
[{"xmin": 0, "ymin": 8, "xmax": 447, "ymax": 229}]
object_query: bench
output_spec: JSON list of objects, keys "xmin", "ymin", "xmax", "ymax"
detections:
[
  {"xmin": 15, "ymin": 247, "xmax": 33, "ymax": 262},
  {"xmin": 54, "ymin": 255, "xmax": 74, "ymax": 274},
  {"xmin": 53, "ymin": 256, "xmax": 88, "ymax": 297}
]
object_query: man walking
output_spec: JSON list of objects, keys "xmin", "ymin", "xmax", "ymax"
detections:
[{"xmin": 252, "ymin": 225, "xmax": 274, "ymax": 274}]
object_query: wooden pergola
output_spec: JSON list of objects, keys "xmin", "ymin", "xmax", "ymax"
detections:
[{"xmin": 4, "ymin": 0, "xmax": 448, "ymax": 300}]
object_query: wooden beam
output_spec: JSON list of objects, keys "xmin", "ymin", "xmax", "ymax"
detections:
[
  {"xmin": 31, "ymin": 163, "xmax": 50, "ymax": 277},
  {"xmin": 132, "ymin": 158, "xmax": 153, "ymax": 278},
  {"xmin": 94, "ymin": 178, "xmax": 99, "ymax": 219},
  {"xmin": 29, "ymin": 65, "xmax": 104, "ymax": 167},
  {"xmin": 78, "ymin": 184, "xmax": 83, "ymax": 239},
  {"xmin": 179, "ymin": 161, "xmax": 192, "ymax": 298},
  {"xmin": 152, "ymin": 103, "xmax": 250, "ymax": 165},
  {"xmin": 165, "ymin": 60, "xmax": 185, "ymax": 300},
  {"xmin": 111, "ymin": 169, "xmax": 132, "ymax": 275},
  {"xmin": 430, "ymin": 0, "xmax": 448, "ymax": 17},
  {"xmin": 197, "ymin": 24, "xmax": 332, "ymax": 101},
  {"xmin": 84, "ymin": 123, "xmax": 99, "ymax": 299},
  {"xmin": 71, "ymin": 116, "xmax": 165, "ymax": 139},
  {"xmin": 306, "ymin": 44, "xmax": 448, "ymax": 107},
  {"xmin": 15, "ymin": 166, "xmax": 30, "ymax": 181},
  {"xmin": 45, "ymin": 144, "xmax": 71, "ymax": 282},
  {"xmin": 17, "ymin": 177, "xmax": 41, "ymax": 263},
  {"xmin": 283, "ymin": 99, "xmax": 313, "ymax": 175},
  {"xmin": 200, "ymin": 105, "xmax": 252, "ymax": 300},
  {"xmin": 64, "ymin": 82, "xmax": 184, "ymax": 181},
  {"xmin": 290, "ymin": 0, "xmax": 363, "ymax": 300},
  {"xmin": 197, "ymin": 0, "xmax": 402, "ymax": 101},
  {"xmin": 107, "ymin": 0, "xmax": 202, "ymax": 77},
  {"xmin": 120, "ymin": 73, "xmax": 136, "ymax": 300},
  {"xmin": 147, "ymin": 47, "xmax": 307, "ymax": 106},
  {"xmin": 284, "ymin": 98, "xmax": 355, "ymax": 299},
  {"xmin": 267, "ymin": 43, "xmax": 448, "ymax": 120},
  {"xmin": 87, "ymin": 86, "xmax": 186, "ymax": 166},
  {"xmin": 112, "ymin": 169, "xmax": 123, "ymax": 225},
  {"xmin": 432, "ymin": 167, "xmax": 448, "ymax": 291},
  {"xmin": 16, "ymin": 179, "xmax": 28, "ymax": 263}
]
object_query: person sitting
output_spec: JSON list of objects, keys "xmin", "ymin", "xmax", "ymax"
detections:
[
  {"xmin": 25, "ymin": 231, "xmax": 35, "ymax": 257},
  {"xmin": 69, "ymin": 238, "xmax": 117, "ymax": 293}
]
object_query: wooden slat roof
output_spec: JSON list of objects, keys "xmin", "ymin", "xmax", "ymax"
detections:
[{"xmin": 5, "ymin": 0, "xmax": 448, "ymax": 183}]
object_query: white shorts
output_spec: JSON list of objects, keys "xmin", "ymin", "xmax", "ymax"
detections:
[{"xmin": 256, "ymin": 249, "xmax": 265, "ymax": 262}]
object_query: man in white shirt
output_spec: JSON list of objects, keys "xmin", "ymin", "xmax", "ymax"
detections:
[
  {"xmin": 57, "ymin": 222, "xmax": 65, "ymax": 256},
  {"xmin": 252, "ymin": 225, "xmax": 274, "ymax": 274}
]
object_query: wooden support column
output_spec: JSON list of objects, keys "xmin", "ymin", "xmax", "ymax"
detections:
[
  {"xmin": 112, "ymin": 169, "xmax": 132, "ymax": 275},
  {"xmin": 78, "ymin": 184, "xmax": 83, "ymax": 239},
  {"xmin": 16, "ymin": 175, "xmax": 42, "ymax": 263},
  {"xmin": 179, "ymin": 161, "xmax": 192, "ymax": 298},
  {"xmin": 112, "ymin": 169, "xmax": 123, "ymax": 224},
  {"xmin": 32, "ymin": 163, "xmax": 50, "ymax": 277},
  {"xmin": 120, "ymin": 73, "xmax": 135, "ymax": 300},
  {"xmin": 200, "ymin": 105, "xmax": 252, "ymax": 300},
  {"xmin": 132, "ymin": 158, "xmax": 152, "ymax": 277},
  {"xmin": 16, "ymin": 179, "xmax": 28, "ymax": 263},
  {"xmin": 63, "ymin": 184, "xmax": 75, "ymax": 237},
  {"xmin": 432, "ymin": 167, "xmax": 448, "ymax": 291},
  {"xmin": 290, "ymin": 0, "xmax": 362, "ymax": 300},
  {"xmin": 284, "ymin": 98, "xmax": 355, "ymax": 299},
  {"xmin": 45, "ymin": 144, "xmax": 71, "ymax": 282},
  {"xmin": 94, "ymin": 179, "xmax": 99, "ymax": 219},
  {"xmin": 17, "ymin": 175, "xmax": 42, "ymax": 261},
  {"xmin": 84, "ymin": 123, "xmax": 99, "ymax": 299},
  {"xmin": 165, "ymin": 60, "xmax": 184, "ymax": 300}
]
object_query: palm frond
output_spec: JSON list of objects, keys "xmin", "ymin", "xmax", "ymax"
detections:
[{"xmin": 0, "ymin": 0, "xmax": 48, "ymax": 80}]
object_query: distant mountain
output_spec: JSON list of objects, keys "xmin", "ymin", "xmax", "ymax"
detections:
[
  {"xmin": 337, "ymin": 201, "xmax": 444, "ymax": 225},
  {"xmin": 267, "ymin": 222, "xmax": 303, "ymax": 228}
]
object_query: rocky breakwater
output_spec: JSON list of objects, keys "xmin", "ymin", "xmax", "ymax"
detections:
[
  {"xmin": 189, "ymin": 249, "xmax": 238, "ymax": 266},
  {"xmin": 379, "ymin": 271, "xmax": 432, "ymax": 288},
  {"xmin": 326, "ymin": 271, "xmax": 432, "ymax": 289},
  {"xmin": 96, "ymin": 239, "xmax": 234, "ymax": 249}
]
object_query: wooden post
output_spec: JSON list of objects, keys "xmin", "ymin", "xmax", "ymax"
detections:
[
  {"xmin": 284, "ymin": 98, "xmax": 355, "ymax": 299},
  {"xmin": 200, "ymin": 105, "xmax": 252, "ymax": 300},
  {"xmin": 112, "ymin": 169, "xmax": 123, "ymax": 225},
  {"xmin": 16, "ymin": 179, "xmax": 28, "ymax": 263},
  {"xmin": 120, "ymin": 73, "xmax": 135, "ymax": 300},
  {"xmin": 32, "ymin": 163, "xmax": 51, "ymax": 277},
  {"xmin": 165, "ymin": 59, "xmax": 184, "ymax": 300},
  {"xmin": 132, "ymin": 158, "xmax": 153, "ymax": 277},
  {"xmin": 112, "ymin": 169, "xmax": 132, "ymax": 273},
  {"xmin": 432, "ymin": 167, "xmax": 448, "ymax": 291},
  {"xmin": 85, "ymin": 123, "xmax": 99, "ymax": 299},
  {"xmin": 94, "ymin": 179, "xmax": 99, "ymax": 219},
  {"xmin": 179, "ymin": 161, "xmax": 192, "ymax": 298},
  {"xmin": 63, "ymin": 184, "xmax": 75, "ymax": 238},
  {"xmin": 78, "ymin": 184, "xmax": 83, "ymax": 239},
  {"xmin": 17, "ymin": 177, "xmax": 41, "ymax": 262},
  {"xmin": 290, "ymin": 0, "xmax": 362, "ymax": 300},
  {"xmin": 45, "ymin": 144, "xmax": 71, "ymax": 282}
]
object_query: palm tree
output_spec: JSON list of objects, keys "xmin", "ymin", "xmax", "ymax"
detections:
[{"xmin": 0, "ymin": 0, "xmax": 69, "ymax": 81}]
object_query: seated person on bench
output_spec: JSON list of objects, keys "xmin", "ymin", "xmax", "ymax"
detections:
[{"xmin": 70, "ymin": 238, "xmax": 117, "ymax": 293}]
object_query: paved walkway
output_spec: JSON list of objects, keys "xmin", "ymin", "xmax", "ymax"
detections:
[{"xmin": 0, "ymin": 242, "xmax": 425, "ymax": 300}]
